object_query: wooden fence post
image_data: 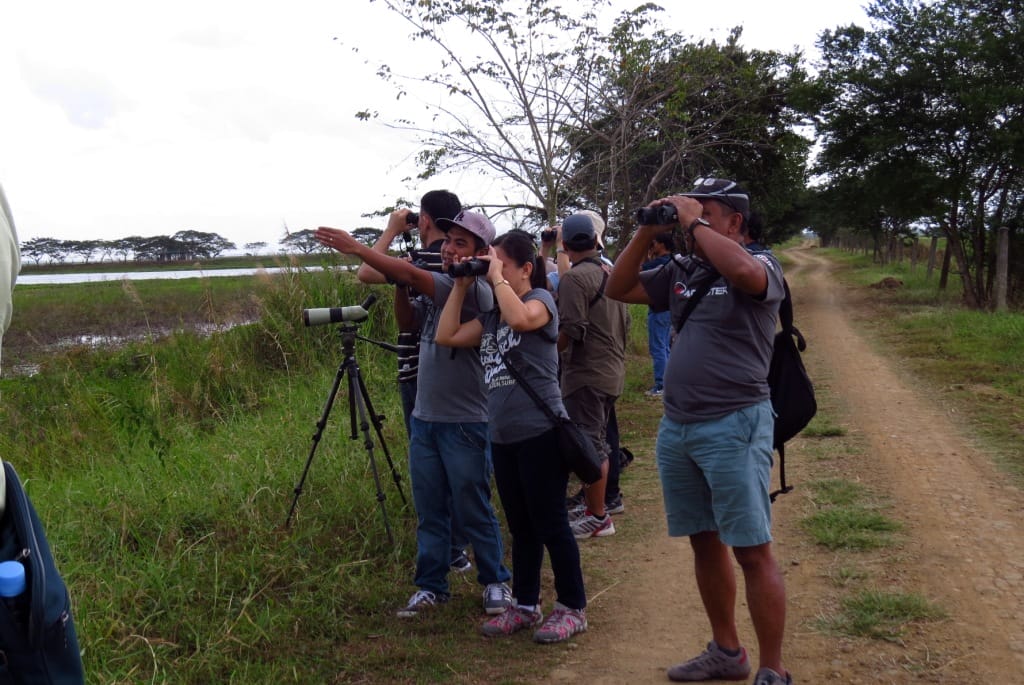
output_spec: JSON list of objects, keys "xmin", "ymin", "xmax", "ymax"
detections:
[{"xmin": 926, "ymin": 235, "xmax": 939, "ymax": 280}]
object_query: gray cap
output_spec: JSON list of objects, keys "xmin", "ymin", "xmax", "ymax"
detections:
[{"xmin": 436, "ymin": 210, "xmax": 496, "ymax": 245}]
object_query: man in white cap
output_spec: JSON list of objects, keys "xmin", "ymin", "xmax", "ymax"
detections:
[{"xmin": 555, "ymin": 211, "xmax": 629, "ymax": 539}]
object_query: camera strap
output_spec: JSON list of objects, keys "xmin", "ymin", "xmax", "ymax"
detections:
[{"xmin": 673, "ymin": 267, "xmax": 720, "ymax": 336}]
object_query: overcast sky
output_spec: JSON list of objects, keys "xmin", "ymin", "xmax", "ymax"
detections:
[{"xmin": 0, "ymin": 1, "xmax": 871, "ymax": 253}]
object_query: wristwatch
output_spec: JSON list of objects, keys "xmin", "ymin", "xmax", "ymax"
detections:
[{"xmin": 686, "ymin": 217, "xmax": 711, "ymax": 236}]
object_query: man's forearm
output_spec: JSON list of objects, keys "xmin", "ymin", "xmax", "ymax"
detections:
[{"xmin": 356, "ymin": 230, "xmax": 402, "ymax": 284}]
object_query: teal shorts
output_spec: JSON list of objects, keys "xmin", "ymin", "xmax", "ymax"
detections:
[{"xmin": 655, "ymin": 400, "xmax": 775, "ymax": 547}]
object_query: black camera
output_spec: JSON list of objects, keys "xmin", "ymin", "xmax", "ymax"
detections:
[
  {"xmin": 635, "ymin": 205, "xmax": 679, "ymax": 226},
  {"xmin": 406, "ymin": 212, "xmax": 419, "ymax": 226},
  {"xmin": 447, "ymin": 259, "xmax": 489, "ymax": 278},
  {"xmin": 541, "ymin": 229, "xmax": 558, "ymax": 242}
]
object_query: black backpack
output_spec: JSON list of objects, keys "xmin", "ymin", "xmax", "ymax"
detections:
[
  {"xmin": 0, "ymin": 462, "xmax": 85, "ymax": 684},
  {"xmin": 673, "ymin": 266, "xmax": 816, "ymax": 502},
  {"xmin": 767, "ymin": 280, "xmax": 817, "ymax": 501}
]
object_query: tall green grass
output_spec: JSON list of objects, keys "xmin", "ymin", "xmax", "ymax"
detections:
[{"xmin": 2, "ymin": 264, "xmax": 556, "ymax": 683}]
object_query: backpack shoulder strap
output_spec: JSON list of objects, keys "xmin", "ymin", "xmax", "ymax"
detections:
[
  {"xmin": 589, "ymin": 271, "xmax": 609, "ymax": 307},
  {"xmin": 673, "ymin": 264, "xmax": 719, "ymax": 335},
  {"xmin": 778, "ymin": 278, "xmax": 807, "ymax": 351}
]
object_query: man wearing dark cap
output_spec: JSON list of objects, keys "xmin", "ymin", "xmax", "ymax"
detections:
[
  {"xmin": 353, "ymin": 190, "xmax": 473, "ymax": 575},
  {"xmin": 556, "ymin": 212, "xmax": 629, "ymax": 540},
  {"xmin": 606, "ymin": 179, "xmax": 792, "ymax": 685},
  {"xmin": 315, "ymin": 212, "xmax": 512, "ymax": 621}
]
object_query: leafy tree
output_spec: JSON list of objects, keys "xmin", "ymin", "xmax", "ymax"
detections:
[
  {"xmin": 567, "ymin": 12, "xmax": 811, "ymax": 249},
  {"xmin": 360, "ymin": 0, "xmax": 609, "ymax": 225},
  {"xmin": 350, "ymin": 227, "xmax": 384, "ymax": 248},
  {"xmin": 65, "ymin": 239, "xmax": 101, "ymax": 264},
  {"xmin": 359, "ymin": 1, "xmax": 810, "ymax": 247},
  {"xmin": 809, "ymin": 0, "xmax": 1024, "ymax": 308},
  {"xmin": 280, "ymin": 229, "xmax": 324, "ymax": 255},
  {"xmin": 171, "ymin": 230, "xmax": 236, "ymax": 260},
  {"xmin": 19, "ymin": 237, "xmax": 65, "ymax": 265}
]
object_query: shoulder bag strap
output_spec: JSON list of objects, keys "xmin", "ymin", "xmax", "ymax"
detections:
[{"xmin": 498, "ymin": 349, "xmax": 560, "ymax": 426}]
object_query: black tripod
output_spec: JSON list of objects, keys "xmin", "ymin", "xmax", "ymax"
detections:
[{"xmin": 284, "ymin": 320, "xmax": 407, "ymax": 544}]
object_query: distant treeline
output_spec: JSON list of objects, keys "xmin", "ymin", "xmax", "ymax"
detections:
[{"xmin": 19, "ymin": 229, "xmax": 330, "ymax": 265}]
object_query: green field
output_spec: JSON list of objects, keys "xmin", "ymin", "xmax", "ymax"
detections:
[{"xmin": 1, "ymin": 249, "xmax": 1021, "ymax": 682}]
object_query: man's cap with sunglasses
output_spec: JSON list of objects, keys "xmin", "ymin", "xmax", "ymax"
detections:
[{"xmin": 679, "ymin": 178, "xmax": 750, "ymax": 218}]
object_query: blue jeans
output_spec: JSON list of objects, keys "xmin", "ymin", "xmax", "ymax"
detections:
[
  {"xmin": 647, "ymin": 309, "xmax": 672, "ymax": 389},
  {"xmin": 408, "ymin": 417, "xmax": 510, "ymax": 596},
  {"xmin": 400, "ymin": 381, "xmax": 469, "ymax": 560},
  {"xmin": 492, "ymin": 428, "xmax": 586, "ymax": 611}
]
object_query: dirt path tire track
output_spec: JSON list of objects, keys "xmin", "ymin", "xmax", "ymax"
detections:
[{"xmin": 546, "ymin": 246, "xmax": 1024, "ymax": 684}]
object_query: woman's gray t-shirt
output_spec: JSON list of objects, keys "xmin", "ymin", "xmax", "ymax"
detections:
[{"xmin": 478, "ymin": 288, "xmax": 566, "ymax": 445}]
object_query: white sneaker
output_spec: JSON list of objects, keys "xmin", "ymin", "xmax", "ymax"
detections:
[{"xmin": 570, "ymin": 512, "xmax": 615, "ymax": 539}]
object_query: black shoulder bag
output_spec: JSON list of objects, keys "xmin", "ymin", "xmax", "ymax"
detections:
[
  {"xmin": 498, "ymin": 350, "xmax": 602, "ymax": 484},
  {"xmin": 0, "ymin": 462, "xmax": 85, "ymax": 684}
]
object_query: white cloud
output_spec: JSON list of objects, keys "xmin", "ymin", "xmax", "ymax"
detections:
[{"xmin": 0, "ymin": 0, "xmax": 869, "ymax": 252}]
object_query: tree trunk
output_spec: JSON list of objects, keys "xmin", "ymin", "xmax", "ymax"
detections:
[
  {"xmin": 944, "ymin": 208, "xmax": 982, "ymax": 308},
  {"xmin": 994, "ymin": 226, "xmax": 1009, "ymax": 312}
]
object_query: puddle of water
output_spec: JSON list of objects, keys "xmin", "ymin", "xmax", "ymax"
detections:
[{"xmin": 6, "ymin": 320, "xmax": 254, "ymax": 378}]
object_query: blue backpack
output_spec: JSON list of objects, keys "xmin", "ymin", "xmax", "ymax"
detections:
[{"xmin": 0, "ymin": 462, "xmax": 84, "ymax": 684}]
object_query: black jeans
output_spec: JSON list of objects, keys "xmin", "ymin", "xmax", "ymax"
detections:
[{"xmin": 492, "ymin": 428, "xmax": 586, "ymax": 610}]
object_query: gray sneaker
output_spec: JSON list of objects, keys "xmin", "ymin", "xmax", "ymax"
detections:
[
  {"xmin": 480, "ymin": 605, "xmax": 543, "ymax": 637},
  {"xmin": 396, "ymin": 590, "xmax": 449, "ymax": 619},
  {"xmin": 753, "ymin": 667, "xmax": 793, "ymax": 685},
  {"xmin": 666, "ymin": 640, "xmax": 750, "ymax": 681},
  {"xmin": 482, "ymin": 582, "xmax": 512, "ymax": 615},
  {"xmin": 532, "ymin": 602, "xmax": 587, "ymax": 643}
]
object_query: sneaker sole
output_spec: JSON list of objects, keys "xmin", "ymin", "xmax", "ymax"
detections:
[
  {"xmin": 605, "ymin": 504, "xmax": 624, "ymax": 515},
  {"xmin": 574, "ymin": 525, "xmax": 615, "ymax": 539},
  {"xmin": 484, "ymin": 605, "xmax": 510, "ymax": 616},
  {"xmin": 533, "ymin": 624, "xmax": 588, "ymax": 643}
]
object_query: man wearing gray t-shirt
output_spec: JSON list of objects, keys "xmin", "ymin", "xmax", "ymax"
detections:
[
  {"xmin": 607, "ymin": 179, "xmax": 792, "ymax": 685},
  {"xmin": 315, "ymin": 212, "xmax": 512, "ymax": 621}
]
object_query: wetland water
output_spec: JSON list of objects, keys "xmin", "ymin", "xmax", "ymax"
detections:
[{"xmin": 16, "ymin": 266, "xmax": 294, "ymax": 285}]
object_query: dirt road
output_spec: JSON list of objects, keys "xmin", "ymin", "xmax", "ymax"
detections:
[{"xmin": 551, "ymin": 246, "xmax": 1024, "ymax": 684}]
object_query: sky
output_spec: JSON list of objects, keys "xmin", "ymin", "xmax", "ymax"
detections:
[{"xmin": 0, "ymin": 0, "xmax": 871, "ymax": 254}]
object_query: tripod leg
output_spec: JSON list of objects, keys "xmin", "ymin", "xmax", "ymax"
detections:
[
  {"xmin": 356, "ymin": 370, "xmax": 408, "ymax": 506},
  {"xmin": 347, "ymin": 359, "xmax": 397, "ymax": 546},
  {"xmin": 285, "ymin": 360, "xmax": 346, "ymax": 528}
]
